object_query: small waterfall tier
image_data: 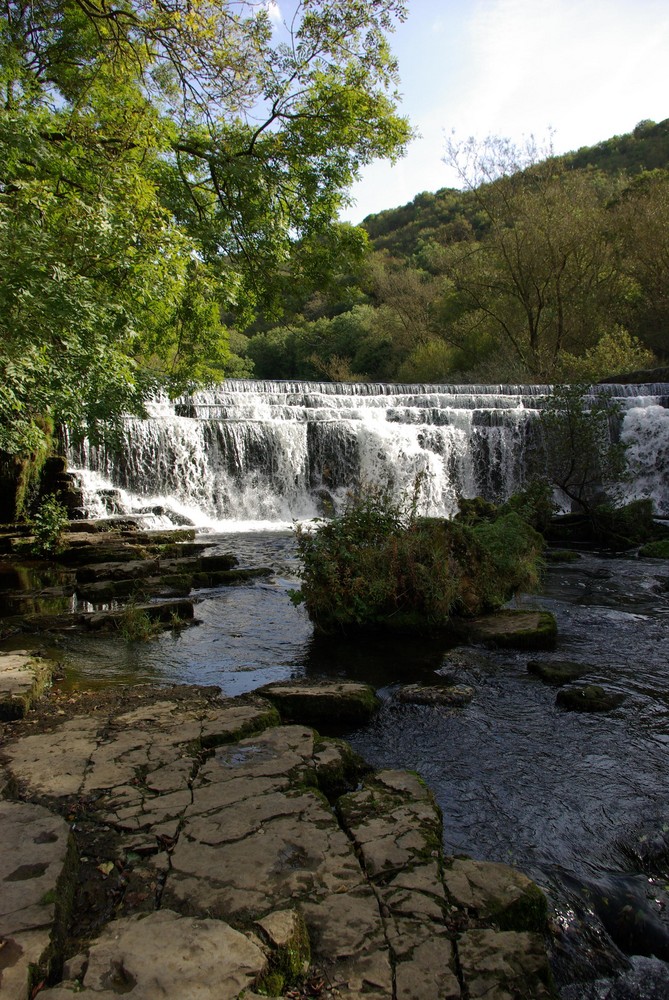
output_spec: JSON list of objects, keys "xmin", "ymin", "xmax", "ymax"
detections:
[{"xmin": 68, "ymin": 381, "xmax": 669, "ymax": 527}]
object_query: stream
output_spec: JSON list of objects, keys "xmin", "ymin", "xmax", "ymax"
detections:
[{"xmin": 47, "ymin": 529, "xmax": 669, "ymax": 998}]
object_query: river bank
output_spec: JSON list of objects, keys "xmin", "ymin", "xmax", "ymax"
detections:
[{"xmin": 1, "ymin": 663, "xmax": 554, "ymax": 999}]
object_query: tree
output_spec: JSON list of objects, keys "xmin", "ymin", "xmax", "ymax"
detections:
[
  {"xmin": 440, "ymin": 135, "xmax": 624, "ymax": 379},
  {"xmin": 537, "ymin": 385, "xmax": 628, "ymax": 513},
  {"xmin": 0, "ymin": 0, "xmax": 411, "ymax": 459}
]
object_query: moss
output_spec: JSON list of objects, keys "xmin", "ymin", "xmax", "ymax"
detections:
[
  {"xmin": 198, "ymin": 705, "xmax": 281, "ymax": 750},
  {"xmin": 491, "ymin": 881, "xmax": 548, "ymax": 934},
  {"xmin": 639, "ymin": 539, "xmax": 669, "ymax": 559},
  {"xmin": 255, "ymin": 911, "xmax": 311, "ymax": 996},
  {"xmin": 256, "ymin": 970, "xmax": 285, "ymax": 996}
]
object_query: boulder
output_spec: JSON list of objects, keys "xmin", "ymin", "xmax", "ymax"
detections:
[
  {"xmin": 527, "ymin": 660, "xmax": 590, "ymax": 686},
  {"xmin": 556, "ymin": 685, "xmax": 625, "ymax": 713}
]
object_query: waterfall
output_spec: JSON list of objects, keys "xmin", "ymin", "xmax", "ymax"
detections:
[{"xmin": 68, "ymin": 381, "xmax": 669, "ymax": 528}]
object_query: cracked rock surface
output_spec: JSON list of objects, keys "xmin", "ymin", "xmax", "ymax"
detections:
[{"xmin": 0, "ymin": 674, "xmax": 555, "ymax": 999}]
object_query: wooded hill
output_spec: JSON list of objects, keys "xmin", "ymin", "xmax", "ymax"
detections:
[{"xmin": 242, "ymin": 119, "xmax": 669, "ymax": 384}]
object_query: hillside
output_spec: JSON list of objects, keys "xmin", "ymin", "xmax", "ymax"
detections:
[{"xmin": 362, "ymin": 118, "xmax": 669, "ymax": 259}]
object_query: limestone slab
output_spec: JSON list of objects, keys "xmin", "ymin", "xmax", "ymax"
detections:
[
  {"xmin": 37, "ymin": 909, "xmax": 267, "ymax": 999},
  {"xmin": 457, "ymin": 929, "xmax": 554, "ymax": 999}
]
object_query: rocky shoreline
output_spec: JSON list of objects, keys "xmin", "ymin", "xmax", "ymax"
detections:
[{"xmin": 1, "ymin": 654, "xmax": 556, "ymax": 1000}]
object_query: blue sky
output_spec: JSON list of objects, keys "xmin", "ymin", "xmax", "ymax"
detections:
[{"xmin": 335, "ymin": 0, "xmax": 669, "ymax": 223}]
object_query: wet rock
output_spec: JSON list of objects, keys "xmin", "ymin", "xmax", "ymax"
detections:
[
  {"xmin": 395, "ymin": 683, "xmax": 475, "ymax": 707},
  {"xmin": 556, "ymin": 684, "xmax": 625, "ymax": 712},
  {"xmin": 259, "ymin": 679, "xmax": 380, "ymax": 732},
  {"xmin": 463, "ymin": 610, "xmax": 558, "ymax": 650},
  {"xmin": 0, "ymin": 651, "xmax": 54, "ymax": 720},
  {"xmin": 527, "ymin": 659, "xmax": 590, "ymax": 686},
  {"xmin": 443, "ymin": 859, "xmax": 548, "ymax": 933}
]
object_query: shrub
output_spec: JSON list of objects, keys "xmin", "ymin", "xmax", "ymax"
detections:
[
  {"xmin": 292, "ymin": 486, "xmax": 544, "ymax": 633},
  {"xmin": 30, "ymin": 495, "xmax": 69, "ymax": 556}
]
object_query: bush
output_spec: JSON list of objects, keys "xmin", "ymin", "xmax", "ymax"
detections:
[
  {"xmin": 292, "ymin": 486, "xmax": 544, "ymax": 633},
  {"xmin": 30, "ymin": 495, "xmax": 69, "ymax": 556}
]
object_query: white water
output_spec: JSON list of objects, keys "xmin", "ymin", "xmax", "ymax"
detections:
[{"xmin": 68, "ymin": 381, "xmax": 669, "ymax": 526}]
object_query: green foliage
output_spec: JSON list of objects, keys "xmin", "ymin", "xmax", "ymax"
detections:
[
  {"xmin": 30, "ymin": 496, "xmax": 69, "ymax": 556},
  {"xmin": 592, "ymin": 499, "xmax": 656, "ymax": 550},
  {"xmin": 639, "ymin": 539, "xmax": 669, "ymax": 558},
  {"xmin": 500, "ymin": 480, "xmax": 558, "ymax": 533},
  {"xmin": 558, "ymin": 327, "xmax": 656, "ymax": 382},
  {"xmin": 292, "ymin": 485, "xmax": 544, "ymax": 632},
  {"xmin": 0, "ymin": 0, "xmax": 410, "ymax": 455},
  {"xmin": 117, "ymin": 606, "xmax": 163, "ymax": 642},
  {"xmin": 537, "ymin": 385, "xmax": 629, "ymax": 513}
]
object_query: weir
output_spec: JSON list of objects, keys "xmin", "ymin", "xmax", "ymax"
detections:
[{"xmin": 68, "ymin": 381, "xmax": 669, "ymax": 526}]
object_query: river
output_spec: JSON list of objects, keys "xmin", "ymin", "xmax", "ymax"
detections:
[{"xmin": 52, "ymin": 528, "xmax": 669, "ymax": 999}]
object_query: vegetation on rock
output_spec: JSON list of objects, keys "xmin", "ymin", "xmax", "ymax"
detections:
[{"xmin": 291, "ymin": 485, "xmax": 544, "ymax": 632}]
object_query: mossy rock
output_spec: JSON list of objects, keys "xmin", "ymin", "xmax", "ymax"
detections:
[
  {"xmin": 259, "ymin": 680, "xmax": 380, "ymax": 733},
  {"xmin": 442, "ymin": 858, "xmax": 548, "ymax": 934},
  {"xmin": 312, "ymin": 737, "xmax": 371, "ymax": 802},
  {"xmin": 556, "ymin": 684, "xmax": 625, "ymax": 713},
  {"xmin": 254, "ymin": 909, "xmax": 310, "ymax": 996},
  {"xmin": 639, "ymin": 539, "xmax": 669, "ymax": 559},
  {"xmin": 0, "ymin": 652, "xmax": 54, "ymax": 720},
  {"xmin": 544, "ymin": 549, "xmax": 582, "ymax": 563},
  {"xmin": 395, "ymin": 683, "xmax": 475, "ymax": 707},
  {"xmin": 464, "ymin": 610, "xmax": 557, "ymax": 650},
  {"xmin": 527, "ymin": 660, "xmax": 590, "ymax": 686}
]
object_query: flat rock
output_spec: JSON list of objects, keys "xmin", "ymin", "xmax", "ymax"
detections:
[
  {"xmin": 457, "ymin": 928, "xmax": 555, "ymax": 999},
  {"xmin": 0, "ymin": 651, "xmax": 54, "ymax": 720},
  {"xmin": 0, "ymin": 800, "xmax": 75, "ymax": 997},
  {"xmin": 465, "ymin": 610, "xmax": 558, "ymax": 650},
  {"xmin": 259, "ymin": 679, "xmax": 380, "ymax": 732},
  {"xmin": 443, "ymin": 859, "xmax": 547, "ymax": 932},
  {"xmin": 395, "ymin": 684, "xmax": 475, "ymax": 707},
  {"xmin": 0, "ymin": 687, "xmax": 555, "ymax": 1000},
  {"xmin": 37, "ymin": 909, "xmax": 266, "ymax": 999}
]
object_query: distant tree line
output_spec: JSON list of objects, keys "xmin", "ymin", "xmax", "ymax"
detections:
[{"xmin": 239, "ymin": 120, "xmax": 669, "ymax": 384}]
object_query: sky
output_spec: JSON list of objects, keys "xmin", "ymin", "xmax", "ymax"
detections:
[{"xmin": 336, "ymin": 0, "xmax": 669, "ymax": 223}]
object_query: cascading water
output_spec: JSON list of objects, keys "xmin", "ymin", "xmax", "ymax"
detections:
[{"xmin": 68, "ymin": 380, "xmax": 669, "ymax": 526}]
